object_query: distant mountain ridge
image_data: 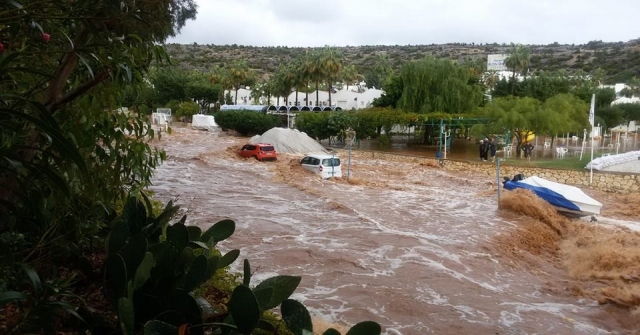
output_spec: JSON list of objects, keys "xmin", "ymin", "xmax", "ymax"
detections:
[{"xmin": 164, "ymin": 39, "xmax": 640, "ymax": 84}]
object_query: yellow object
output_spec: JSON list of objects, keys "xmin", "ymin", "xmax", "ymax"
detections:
[{"xmin": 520, "ymin": 131, "xmax": 535, "ymax": 144}]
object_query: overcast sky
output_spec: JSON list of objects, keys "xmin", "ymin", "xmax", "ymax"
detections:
[{"xmin": 167, "ymin": 0, "xmax": 639, "ymax": 47}]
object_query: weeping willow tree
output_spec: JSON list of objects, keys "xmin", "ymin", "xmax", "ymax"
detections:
[{"xmin": 397, "ymin": 57, "xmax": 484, "ymax": 114}]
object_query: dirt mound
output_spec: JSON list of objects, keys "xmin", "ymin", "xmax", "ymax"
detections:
[
  {"xmin": 496, "ymin": 188, "xmax": 640, "ymax": 311},
  {"xmin": 491, "ymin": 189, "xmax": 570, "ymax": 271},
  {"xmin": 250, "ymin": 128, "xmax": 327, "ymax": 154},
  {"xmin": 562, "ymin": 224, "xmax": 640, "ymax": 308},
  {"xmin": 499, "ymin": 188, "xmax": 569, "ymax": 236}
]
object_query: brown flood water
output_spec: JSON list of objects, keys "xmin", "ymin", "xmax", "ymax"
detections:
[{"xmin": 149, "ymin": 127, "xmax": 637, "ymax": 335}]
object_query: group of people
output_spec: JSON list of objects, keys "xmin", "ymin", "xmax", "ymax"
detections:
[
  {"xmin": 478, "ymin": 137, "xmax": 497, "ymax": 162},
  {"xmin": 478, "ymin": 138, "xmax": 535, "ymax": 162}
]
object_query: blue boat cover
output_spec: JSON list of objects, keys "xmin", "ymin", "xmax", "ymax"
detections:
[{"xmin": 503, "ymin": 181, "xmax": 581, "ymax": 212}]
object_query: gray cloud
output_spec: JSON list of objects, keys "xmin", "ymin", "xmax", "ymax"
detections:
[{"xmin": 167, "ymin": 0, "xmax": 640, "ymax": 46}]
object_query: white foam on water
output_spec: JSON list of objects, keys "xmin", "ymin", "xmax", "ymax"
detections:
[
  {"xmin": 416, "ymin": 286, "xmax": 449, "ymax": 305},
  {"xmin": 414, "ymin": 258, "xmax": 503, "ymax": 292},
  {"xmin": 499, "ymin": 310, "xmax": 523, "ymax": 327},
  {"xmin": 499, "ymin": 301, "xmax": 616, "ymax": 334},
  {"xmin": 584, "ymin": 216, "xmax": 640, "ymax": 232}
]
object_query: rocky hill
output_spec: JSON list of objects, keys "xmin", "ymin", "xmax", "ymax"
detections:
[{"xmin": 164, "ymin": 39, "xmax": 640, "ymax": 84}]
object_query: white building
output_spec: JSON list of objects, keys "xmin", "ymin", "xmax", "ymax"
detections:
[{"xmin": 224, "ymin": 86, "xmax": 383, "ymax": 110}]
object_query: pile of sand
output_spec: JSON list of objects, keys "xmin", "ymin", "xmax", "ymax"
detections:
[{"xmin": 250, "ymin": 128, "xmax": 328, "ymax": 154}]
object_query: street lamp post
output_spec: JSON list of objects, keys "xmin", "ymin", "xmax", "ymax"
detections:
[
  {"xmin": 441, "ymin": 125, "xmax": 451, "ymax": 159},
  {"xmin": 345, "ymin": 128, "xmax": 356, "ymax": 180}
]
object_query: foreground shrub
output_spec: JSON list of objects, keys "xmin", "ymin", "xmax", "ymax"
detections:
[{"xmin": 111, "ymin": 195, "xmax": 382, "ymax": 335}]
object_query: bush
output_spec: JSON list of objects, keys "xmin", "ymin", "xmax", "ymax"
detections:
[
  {"xmin": 103, "ymin": 195, "xmax": 382, "ymax": 335},
  {"xmin": 214, "ymin": 111, "xmax": 280, "ymax": 136},
  {"xmin": 295, "ymin": 112, "xmax": 332, "ymax": 141},
  {"xmin": 175, "ymin": 101, "xmax": 201, "ymax": 122}
]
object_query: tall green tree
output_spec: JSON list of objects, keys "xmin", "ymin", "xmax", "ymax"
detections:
[
  {"xmin": 472, "ymin": 94, "xmax": 589, "ymax": 154},
  {"xmin": 540, "ymin": 93, "xmax": 590, "ymax": 138},
  {"xmin": 504, "ymin": 43, "xmax": 532, "ymax": 94},
  {"xmin": 150, "ymin": 68, "xmax": 190, "ymax": 104},
  {"xmin": 209, "ymin": 65, "xmax": 234, "ymax": 104},
  {"xmin": 0, "ymin": 0, "xmax": 197, "ymax": 224},
  {"xmin": 291, "ymin": 55, "xmax": 308, "ymax": 106},
  {"xmin": 595, "ymin": 87, "xmax": 617, "ymax": 109},
  {"xmin": 340, "ymin": 64, "xmax": 363, "ymax": 91},
  {"xmin": 297, "ymin": 51, "xmax": 316, "ymax": 106},
  {"xmin": 272, "ymin": 64, "xmax": 295, "ymax": 105},
  {"xmin": 397, "ymin": 57, "xmax": 483, "ymax": 113},
  {"xmin": 310, "ymin": 50, "xmax": 325, "ymax": 107},
  {"xmin": 320, "ymin": 46, "xmax": 343, "ymax": 107},
  {"xmin": 185, "ymin": 72, "xmax": 222, "ymax": 112},
  {"xmin": 364, "ymin": 53, "xmax": 393, "ymax": 89},
  {"xmin": 617, "ymin": 103, "xmax": 640, "ymax": 122},
  {"xmin": 227, "ymin": 60, "xmax": 254, "ymax": 105},
  {"xmin": 372, "ymin": 74, "xmax": 403, "ymax": 108}
]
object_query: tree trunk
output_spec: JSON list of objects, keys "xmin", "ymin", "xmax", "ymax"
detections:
[
  {"xmin": 277, "ymin": 96, "xmax": 280, "ymax": 105},
  {"xmin": 305, "ymin": 81, "xmax": 309, "ymax": 106},
  {"xmin": 511, "ymin": 70, "xmax": 516, "ymax": 95},
  {"xmin": 295, "ymin": 90, "xmax": 299, "ymax": 107},
  {"xmin": 328, "ymin": 77, "xmax": 332, "ymax": 108},
  {"xmin": 235, "ymin": 88, "xmax": 239, "ymax": 105},
  {"xmin": 315, "ymin": 80, "xmax": 319, "ymax": 107}
]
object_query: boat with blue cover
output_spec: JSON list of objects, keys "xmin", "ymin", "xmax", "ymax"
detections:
[{"xmin": 502, "ymin": 175, "xmax": 602, "ymax": 218}]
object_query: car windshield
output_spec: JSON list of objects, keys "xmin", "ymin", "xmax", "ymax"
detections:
[
  {"xmin": 261, "ymin": 146, "xmax": 275, "ymax": 151},
  {"xmin": 322, "ymin": 158, "xmax": 340, "ymax": 166}
]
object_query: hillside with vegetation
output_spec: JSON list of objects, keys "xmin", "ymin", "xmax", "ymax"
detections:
[{"xmin": 165, "ymin": 39, "xmax": 640, "ymax": 84}]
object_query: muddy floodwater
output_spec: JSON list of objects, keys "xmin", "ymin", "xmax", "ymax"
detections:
[{"xmin": 150, "ymin": 127, "xmax": 637, "ymax": 335}]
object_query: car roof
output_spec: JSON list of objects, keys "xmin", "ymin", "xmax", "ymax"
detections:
[
  {"xmin": 248, "ymin": 143, "xmax": 273, "ymax": 146},
  {"xmin": 303, "ymin": 153, "xmax": 339, "ymax": 159}
]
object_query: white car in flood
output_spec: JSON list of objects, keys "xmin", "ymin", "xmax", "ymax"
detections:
[{"xmin": 300, "ymin": 153, "xmax": 342, "ymax": 179}]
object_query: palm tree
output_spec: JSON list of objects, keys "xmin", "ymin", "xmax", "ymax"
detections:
[
  {"xmin": 590, "ymin": 68, "xmax": 606, "ymax": 87},
  {"xmin": 297, "ymin": 52, "xmax": 315, "ymax": 106},
  {"xmin": 309, "ymin": 50, "xmax": 325, "ymax": 107},
  {"xmin": 273, "ymin": 64, "xmax": 295, "ymax": 105},
  {"xmin": 291, "ymin": 56, "xmax": 307, "ymax": 107},
  {"xmin": 250, "ymin": 81, "xmax": 265, "ymax": 104},
  {"xmin": 209, "ymin": 66, "xmax": 233, "ymax": 104},
  {"xmin": 340, "ymin": 64, "xmax": 362, "ymax": 91},
  {"xmin": 483, "ymin": 70, "xmax": 499, "ymax": 94},
  {"xmin": 227, "ymin": 60, "xmax": 253, "ymax": 105},
  {"xmin": 627, "ymin": 77, "xmax": 640, "ymax": 98},
  {"xmin": 504, "ymin": 43, "xmax": 532, "ymax": 95},
  {"xmin": 321, "ymin": 46, "xmax": 343, "ymax": 107}
]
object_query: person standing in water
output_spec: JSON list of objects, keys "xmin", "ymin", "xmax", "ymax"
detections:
[
  {"xmin": 489, "ymin": 138, "xmax": 497, "ymax": 162},
  {"xmin": 481, "ymin": 138, "xmax": 490, "ymax": 161},
  {"xmin": 523, "ymin": 142, "xmax": 534, "ymax": 161},
  {"xmin": 478, "ymin": 139, "xmax": 485, "ymax": 160}
]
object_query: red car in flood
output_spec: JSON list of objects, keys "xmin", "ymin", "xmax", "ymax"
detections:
[{"xmin": 239, "ymin": 143, "xmax": 278, "ymax": 161}]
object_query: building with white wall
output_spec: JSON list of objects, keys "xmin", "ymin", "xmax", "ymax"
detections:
[{"xmin": 224, "ymin": 86, "xmax": 383, "ymax": 110}]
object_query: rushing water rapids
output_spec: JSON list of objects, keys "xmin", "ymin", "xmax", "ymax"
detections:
[{"xmin": 149, "ymin": 127, "xmax": 637, "ymax": 335}]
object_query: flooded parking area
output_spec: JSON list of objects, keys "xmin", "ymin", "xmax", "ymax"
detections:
[{"xmin": 149, "ymin": 127, "xmax": 638, "ymax": 334}]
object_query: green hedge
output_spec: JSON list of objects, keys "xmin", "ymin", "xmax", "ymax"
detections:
[
  {"xmin": 295, "ymin": 108, "xmax": 421, "ymax": 141},
  {"xmin": 215, "ymin": 111, "xmax": 281, "ymax": 136}
]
